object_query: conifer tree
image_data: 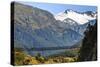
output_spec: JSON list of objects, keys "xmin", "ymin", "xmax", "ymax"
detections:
[{"xmin": 78, "ymin": 20, "xmax": 97, "ymax": 61}]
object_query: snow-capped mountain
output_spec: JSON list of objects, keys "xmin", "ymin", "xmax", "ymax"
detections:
[
  {"xmin": 55, "ymin": 9, "xmax": 97, "ymax": 35},
  {"xmin": 55, "ymin": 9, "xmax": 96, "ymax": 25}
]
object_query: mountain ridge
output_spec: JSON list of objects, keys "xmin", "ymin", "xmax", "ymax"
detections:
[
  {"xmin": 55, "ymin": 9, "xmax": 96, "ymax": 25},
  {"xmin": 13, "ymin": 2, "xmax": 96, "ymax": 56}
]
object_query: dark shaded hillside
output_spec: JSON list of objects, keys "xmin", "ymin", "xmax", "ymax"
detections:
[{"xmin": 78, "ymin": 20, "xmax": 97, "ymax": 61}]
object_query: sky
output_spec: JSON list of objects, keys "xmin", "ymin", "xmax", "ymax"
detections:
[{"xmin": 19, "ymin": 2, "xmax": 97, "ymax": 15}]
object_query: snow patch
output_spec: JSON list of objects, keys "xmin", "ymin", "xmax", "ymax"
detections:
[{"xmin": 55, "ymin": 10, "xmax": 96, "ymax": 25}]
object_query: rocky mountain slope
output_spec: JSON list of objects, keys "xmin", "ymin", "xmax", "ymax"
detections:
[{"xmin": 13, "ymin": 2, "xmax": 96, "ymax": 56}]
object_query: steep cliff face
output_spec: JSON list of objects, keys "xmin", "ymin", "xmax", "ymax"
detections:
[
  {"xmin": 14, "ymin": 2, "xmax": 57, "ymax": 48},
  {"xmin": 14, "ymin": 2, "xmax": 56, "ymax": 29}
]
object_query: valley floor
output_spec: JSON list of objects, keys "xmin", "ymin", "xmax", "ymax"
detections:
[{"xmin": 14, "ymin": 48, "xmax": 79, "ymax": 65}]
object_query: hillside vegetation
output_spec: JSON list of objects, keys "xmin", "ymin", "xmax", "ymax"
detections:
[{"xmin": 14, "ymin": 48, "xmax": 79, "ymax": 65}]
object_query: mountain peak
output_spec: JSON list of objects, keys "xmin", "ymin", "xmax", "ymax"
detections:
[
  {"xmin": 55, "ymin": 9, "xmax": 96, "ymax": 25},
  {"xmin": 64, "ymin": 9, "xmax": 74, "ymax": 13},
  {"xmin": 83, "ymin": 11, "xmax": 96, "ymax": 17}
]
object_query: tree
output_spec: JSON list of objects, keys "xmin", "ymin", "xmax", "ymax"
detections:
[{"xmin": 78, "ymin": 20, "xmax": 97, "ymax": 61}]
